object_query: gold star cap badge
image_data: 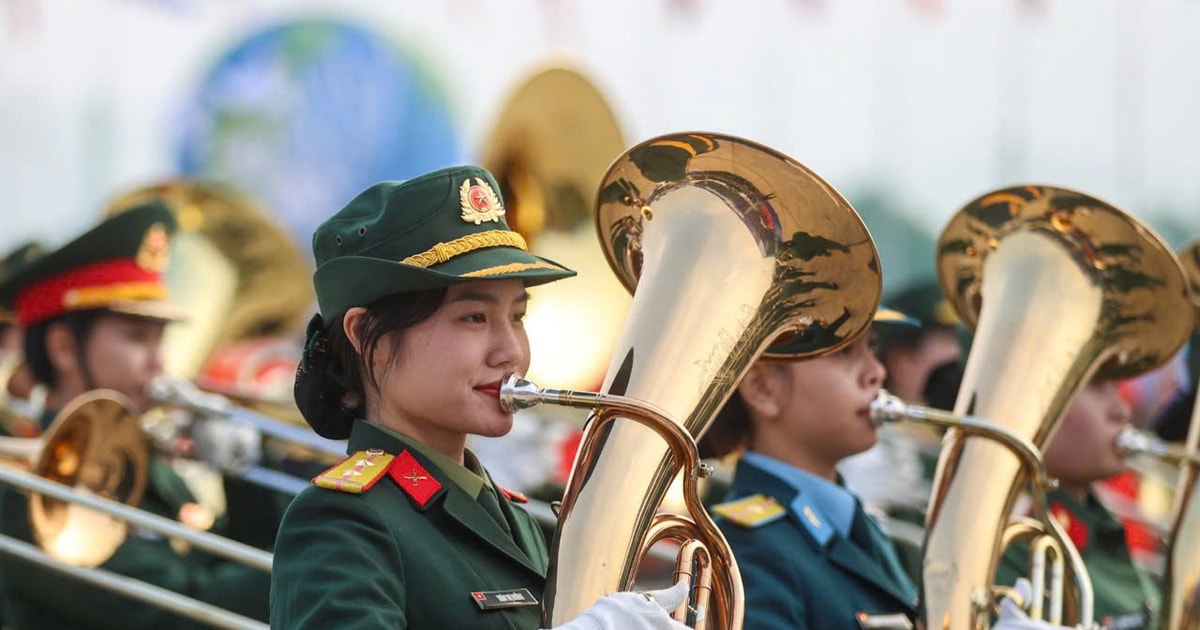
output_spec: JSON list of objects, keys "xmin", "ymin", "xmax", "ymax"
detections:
[{"xmin": 459, "ymin": 178, "xmax": 505, "ymax": 225}]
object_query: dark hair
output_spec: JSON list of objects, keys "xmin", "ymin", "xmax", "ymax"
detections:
[
  {"xmin": 328, "ymin": 288, "xmax": 448, "ymax": 404},
  {"xmin": 698, "ymin": 391, "xmax": 752, "ymax": 460},
  {"xmin": 296, "ymin": 288, "xmax": 447, "ymax": 439},
  {"xmin": 23, "ymin": 310, "xmax": 103, "ymax": 388}
]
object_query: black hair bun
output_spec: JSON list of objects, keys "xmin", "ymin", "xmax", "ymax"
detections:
[{"xmin": 294, "ymin": 314, "xmax": 357, "ymax": 440}]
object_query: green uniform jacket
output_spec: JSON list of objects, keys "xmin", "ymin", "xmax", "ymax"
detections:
[
  {"xmin": 713, "ymin": 457, "xmax": 919, "ymax": 629},
  {"xmin": 996, "ymin": 488, "xmax": 1159, "ymax": 629},
  {"xmin": 270, "ymin": 421, "xmax": 550, "ymax": 629}
]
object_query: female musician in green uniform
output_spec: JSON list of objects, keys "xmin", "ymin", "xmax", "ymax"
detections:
[
  {"xmin": 996, "ymin": 379, "xmax": 1160, "ymax": 629},
  {"xmin": 271, "ymin": 166, "xmax": 689, "ymax": 629},
  {"xmin": 0, "ymin": 204, "xmax": 270, "ymax": 628}
]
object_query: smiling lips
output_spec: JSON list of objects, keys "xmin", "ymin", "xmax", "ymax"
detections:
[{"xmin": 476, "ymin": 381, "xmax": 502, "ymax": 399}]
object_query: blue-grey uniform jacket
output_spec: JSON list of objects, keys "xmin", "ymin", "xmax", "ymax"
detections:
[{"xmin": 712, "ymin": 454, "xmax": 918, "ymax": 629}]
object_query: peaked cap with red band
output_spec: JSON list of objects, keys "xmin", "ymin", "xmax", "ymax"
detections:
[
  {"xmin": 0, "ymin": 203, "xmax": 186, "ymax": 327},
  {"xmin": 0, "ymin": 241, "xmax": 47, "ymax": 324}
]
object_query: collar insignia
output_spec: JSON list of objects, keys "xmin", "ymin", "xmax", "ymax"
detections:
[{"xmin": 389, "ymin": 449, "xmax": 443, "ymax": 508}]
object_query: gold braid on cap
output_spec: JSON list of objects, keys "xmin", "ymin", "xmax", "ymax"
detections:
[
  {"xmin": 463, "ymin": 262, "xmax": 564, "ymax": 277},
  {"xmin": 400, "ymin": 230, "xmax": 528, "ymax": 268}
]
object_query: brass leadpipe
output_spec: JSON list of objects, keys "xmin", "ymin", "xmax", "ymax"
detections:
[
  {"xmin": 1116, "ymin": 427, "xmax": 1197, "ymax": 468},
  {"xmin": 501, "ymin": 373, "xmax": 740, "ymax": 629},
  {"xmin": 871, "ymin": 390, "xmax": 1088, "ymax": 625}
]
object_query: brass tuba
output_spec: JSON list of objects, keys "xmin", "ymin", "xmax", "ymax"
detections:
[
  {"xmin": 924, "ymin": 186, "xmax": 1194, "ymax": 628},
  {"xmin": 102, "ymin": 180, "xmax": 314, "ymax": 381},
  {"xmin": 517, "ymin": 131, "xmax": 883, "ymax": 628},
  {"xmin": 481, "ymin": 66, "xmax": 630, "ymax": 389},
  {"xmin": 1163, "ymin": 238, "xmax": 1200, "ymax": 629}
]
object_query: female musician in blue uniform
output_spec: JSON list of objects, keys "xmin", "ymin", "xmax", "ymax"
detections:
[{"xmin": 703, "ymin": 311, "xmax": 921, "ymax": 629}]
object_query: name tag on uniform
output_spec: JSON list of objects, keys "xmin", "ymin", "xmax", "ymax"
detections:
[
  {"xmin": 856, "ymin": 612, "xmax": 914, "ymax": 629},
  {"xmin": 470, "ymin": 588, "xmax": 539, "ymax": 610},
  {"xmin": 1102, "ymin": 607, "xmax": 1151, "ymax": 630}
]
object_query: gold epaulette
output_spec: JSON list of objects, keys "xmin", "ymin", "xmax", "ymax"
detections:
[
  {"xmin": 312, "ymin": 449, "xmax": 394, "ymax": 494},
  {"xmin": 711, "ymin": 494, "xmax": 785, "ymax": 529}
]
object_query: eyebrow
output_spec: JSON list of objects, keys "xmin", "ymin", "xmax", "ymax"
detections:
[{"xmin": 447, "ymin": 289, "xmax": 531, "ymax": 305}]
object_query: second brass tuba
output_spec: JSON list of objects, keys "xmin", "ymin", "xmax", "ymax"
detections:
[
  {"xmin": 534, "ymin": 131, "xmax": 883, "ymax": 628},
  {"xmin": 923, "ymin": 186, "xmax": 1194, "ymax": 628},
  {"xmin": 102, "ymin": 180, "xmax": 314, "ymax": 381},
  {"xmin": 1163, "ymin": 238, "xmax": 1200, "ymax": 629}
]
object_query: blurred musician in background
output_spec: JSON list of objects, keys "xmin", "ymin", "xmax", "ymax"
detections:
[
  {"xmin": 0, "ymin": 241, "xmax": 47, "ymax": 437},
  {"xmin": 1152, "ymin": 334, "xmax": 1198, "ymax": 444},
  {"xmin": 839, "ymin": 280, "xmax": 968, "ymax": 578},
  {"xmin": 996, "ymin": 378, "xmax": 1160, "ymax": 629},
  {"xmin": 875, "ymin": 280, "xmax": 964, "ymax": 407},
  {"xmin": 0, "ymin": 204, "xmax": 270, "ymax": 628}
]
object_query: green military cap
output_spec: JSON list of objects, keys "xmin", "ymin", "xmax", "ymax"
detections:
[
  {"xmin": 0, "ymin": 241, "xmax": 47, "ymax": 324},
  {"xmin": 0, "ymin": 203, "xmax": 185, "ymax": 327},
  {"xmin": 311, "ymin": 165, "xmax": 575, "ymax": 326},
  {"xmin": 876, "ymin": 279, "xmax": 961, "ymax": 350}
]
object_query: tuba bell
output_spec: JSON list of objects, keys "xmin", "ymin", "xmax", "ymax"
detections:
[
  {"xmin": 481, "ymin": 66, "xmax": 630, "ymax": 390},
  {"xmin": 102, "ymin": 180, "xmax": 314, "ymax": 381},
  {"xmin": 1162, "ymin": 238, "xmax": 1200, "ymax": 629},
  {"xmin": 923, "ymin": 186, "xmax": 1194, "ymax": 628},
  {"xmin": 512, "ymin": 131, "xmax": 883, "ymax": 628}
]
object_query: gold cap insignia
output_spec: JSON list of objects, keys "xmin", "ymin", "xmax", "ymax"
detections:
[
  {"xmin": 460, "ymin": 178, "xmax": 505, "ymax": 225},
  {"xmin": 934, "ymin": 298, "xmax": 960, "ymax": 326},
  {"xmin": 136, "ymin": 223, "xmax": 171, "ymax": 272}
]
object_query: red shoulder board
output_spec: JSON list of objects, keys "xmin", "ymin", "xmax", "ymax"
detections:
[
  {"xmin": 312, "ymin": 449, "xmax": 395, "ymax": 494},
  {"xmin": 497, "ymin": 485, "xmax": 528, "ymax": 504},
  {"xmin": 1050, "ymin": 501, "xmax": 1090, "ymax": 553},
  {"xmin": 388, "ymin": 450, "xmax": 443, "ymax": 508}
]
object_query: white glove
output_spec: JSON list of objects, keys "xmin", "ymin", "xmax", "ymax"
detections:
[
  {"xmin": 992, "ymin": 578, "xmax": 1074, "ymax": 630},
  {"xmin": 189, "ymin": 415, "xmax": 262, "ymax": 475},
  {"xmin": 548, "ymin": 579, "xmax": 691, "ymax": 630}
]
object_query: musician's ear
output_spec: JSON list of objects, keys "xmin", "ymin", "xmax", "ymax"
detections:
[{"xmin": 737, "ymin": 361, "xmax": 788, "ymax": 422}]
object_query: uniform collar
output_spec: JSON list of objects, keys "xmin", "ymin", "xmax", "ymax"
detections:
[
  {"xmin": 346, "ymin": 420, "xmax": 545, "ymax": 577},
  {"xmin": 364, "ymin": 422, "xmax": 489, "ymax": 499},
  {"xmin": 741, "ymin": 451, "xmax": 857, "ymax": 539},
  {"xmin": 731, "ymin": 452, "xmax": 920, "ymax": 611},
  {"xmin": 1044, "ymin": 487, "xmax": 1127, "ymax": 553}
]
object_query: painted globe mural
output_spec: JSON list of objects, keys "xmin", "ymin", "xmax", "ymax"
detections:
[{"xmin": 177, "ymin": 19, "xmax": 461, "ymax": 250}]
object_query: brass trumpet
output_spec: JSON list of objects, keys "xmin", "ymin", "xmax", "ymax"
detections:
[
  {"xmin": 0, "ymin": 388, "xmax": 271, "ymax": 629},
  {"xmin": 0, "ymin": 391, "xmax": 147, "ymax": 568}
]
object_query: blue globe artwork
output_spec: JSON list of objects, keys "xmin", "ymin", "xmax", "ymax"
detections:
[{"xmin": 177, "ymin": 19, "xmax": 461, "ymax": 251}]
